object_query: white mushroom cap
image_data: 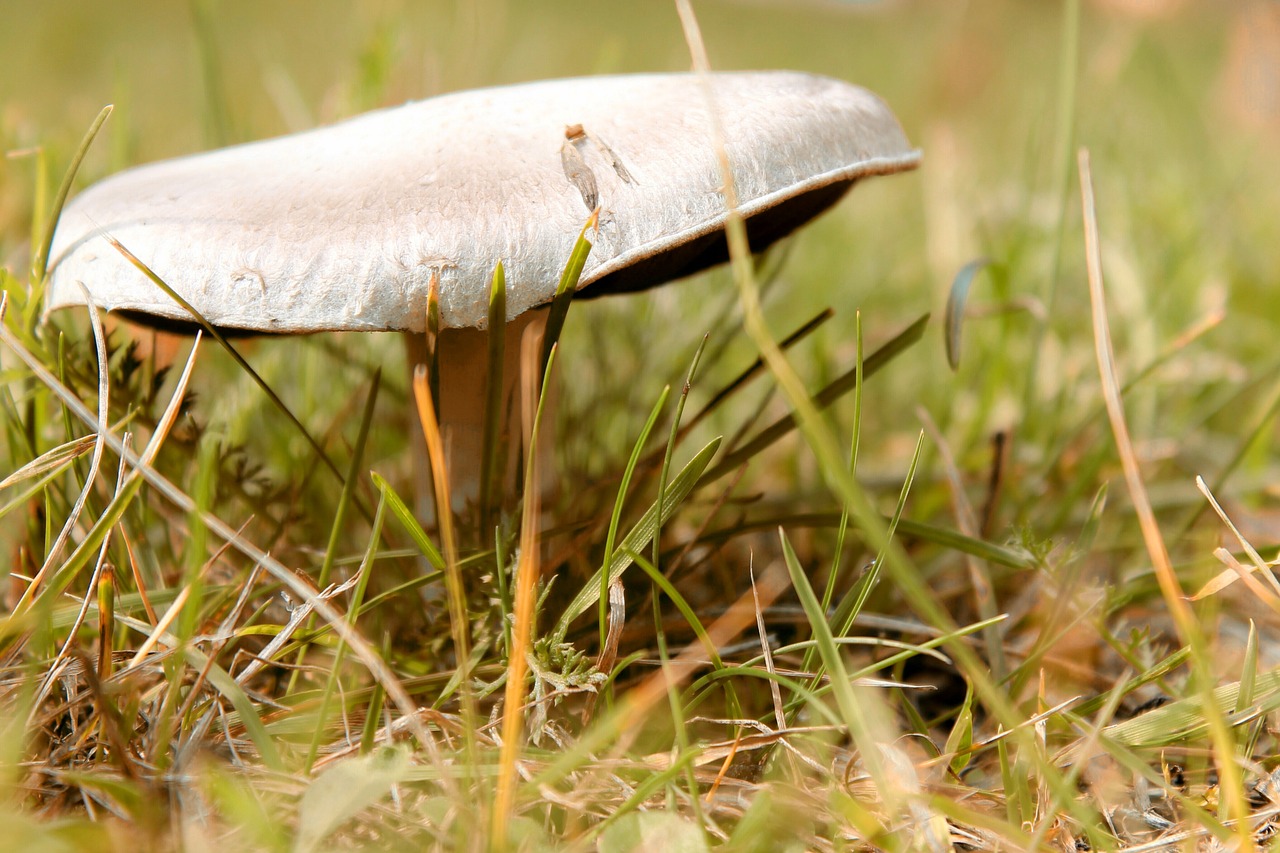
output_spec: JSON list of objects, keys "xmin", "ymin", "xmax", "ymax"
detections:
[{"xmin": 46, "ymin": 71, "xmax": 918, "ymax": 332}]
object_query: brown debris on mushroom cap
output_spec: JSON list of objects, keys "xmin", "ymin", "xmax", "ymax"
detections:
[{"xmin": 45, "ymin": 71, "xmax": 919, "ymax": 333}]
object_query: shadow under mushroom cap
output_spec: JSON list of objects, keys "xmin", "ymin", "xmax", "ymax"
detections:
[{"xmin": 46, "ymin": 71, "xmax": 920, "ymax": 334}]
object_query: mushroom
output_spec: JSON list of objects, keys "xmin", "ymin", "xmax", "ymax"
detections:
[{"xmin": 45, "ymin": 71, "xmax": 919, "ymax": 522}]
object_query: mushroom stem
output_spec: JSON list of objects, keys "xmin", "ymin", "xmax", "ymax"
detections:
[{"xmin": 404, "ymin": 308, "xmax": 551, "ymax": 529}]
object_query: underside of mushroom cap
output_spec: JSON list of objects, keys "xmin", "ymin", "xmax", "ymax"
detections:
[{"xmin": 45, "ymin": 71, "xmax": 919, "ymax": 333}]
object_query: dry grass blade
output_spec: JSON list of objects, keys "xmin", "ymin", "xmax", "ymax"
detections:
[
  {"xmin": 20, "ymin": 285, "xmax": 110, "ymax": 600},
  {"xmin": 38, "ymin": 438, "xmax": 129, "ymax": 703},
  {"xmin": 492, "ymin": 322, "xmax": 549, "ymax": 850},
  {"xmin": 1078, "ymin": 147, "xmax": 1251, "ymax": 836},
  {"xmin": 1196, "ymin": 549, "xmax": 1280, "ymax": 616},
  {"xmin": 0, "ymin": 434, "xmax": 96, "ymax": 490},
  {"xmin": 1190, "ymin": 476, "xmax": 1280, "ymax": 604},
  {"xmin": 750, "ymin": 565, "xmax": 785, "ymax": 733},
  {"xmin": 411, "ymin": 365, "xmax": 477, "ymax": 759}
]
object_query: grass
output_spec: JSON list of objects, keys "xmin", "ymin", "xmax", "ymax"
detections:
[{"xmin": 5, "ymin": 0, "xmax": 1280, "ymax": 849}]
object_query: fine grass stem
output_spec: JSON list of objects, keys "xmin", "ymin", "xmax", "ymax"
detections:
[{"xmin": 1077, "ymin": 147, "xmax": 1250, "ymax": 840}]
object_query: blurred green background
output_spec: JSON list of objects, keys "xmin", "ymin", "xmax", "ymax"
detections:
[{"xmin": 3, "ymin": 0, "xmax": 1278, "ymax": 534}]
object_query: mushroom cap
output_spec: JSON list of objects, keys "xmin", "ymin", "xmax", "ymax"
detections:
[{"xmin": 46, "ymin": 71, "xmax": 919, "ymax": 333}]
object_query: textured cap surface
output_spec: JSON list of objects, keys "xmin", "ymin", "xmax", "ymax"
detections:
[{"xmin": 46, "ymin": 71, "xmax": 919, "ymax": 332}]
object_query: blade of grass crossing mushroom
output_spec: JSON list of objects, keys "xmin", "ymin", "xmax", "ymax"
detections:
[
  {"xmin": 540, "ymin": 212, "xmax": 597, "ymax": 378},
  {"xmin": 0, "ymin": 325, "xmax": 438, "ymax": 758},
  {"xmin": 412, "ymin": 365, "xmax": 478, "ymax": 762},
  {"xmin": 599, "ymin": 386, "xmax": 669, "ymax": 654},
  {"xmin": 106, "ymin": 237, "xmax": 358, "ymax": 500},
  {"xmin": 553, "ymin": 436, "xmax": 721, "ymax": 641},
  {"xmin": 480, "ymin": 262, "xmax": 506, "ymax": 530},
  {"xmin": 492, "ymin": 332, "xmax": 552, "ymax": 852},
  {"xmin": 676, "ymin": 7, "xmax": 1104, "ymax": 830}
]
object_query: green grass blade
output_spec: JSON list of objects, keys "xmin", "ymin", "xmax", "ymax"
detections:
[
  {"xmin": 480, "ymin": 261, "xmax": 506, "ymax": 529},
  {"xmin": 599, "ymin": 386, "xmax": 669, "ymax": 651},
  {"xmin": 554, "ymin": 436, "xmax": 720, "ymax": 639},
  {"xmin": 696, "ymin": 314, "xmax": 928, "ymax": 487},
  {"xmin": 627, "ymin": 549, "xmax": 720, "ymax": 670},
  {"xmin": 370, "ymin": 472, "xmax": 445, "ymax": 569},
  {"xmin": 778, "ymin": 527, "xmax": 892, "ymax": 821},
  {"xmin": 944, "ymin": 257, "xmax": 993, "ymax": 371},
  {"xmin": 302, "ymin": 372, "xmax": 382, "ymax": 768},
  {"xmin": 30, "ymin": 104, "xmax": 113, "ymax": 300},
  {"xmin": 676, "ymin": 307, "xmax": 833, "ymax": 440},
  {"xmin": 1101, "ymin": 669, "xmax": 1280, "ymax": 747},
  {"xmin": 541, "ymin": 212, "xmax": 596, "ymax": 377}
]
